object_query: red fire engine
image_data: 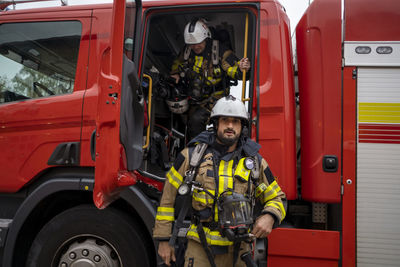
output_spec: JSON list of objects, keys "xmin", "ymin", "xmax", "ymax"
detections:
[{"xmin": 0, "ymin": 0, "xmax": 399, "ymax": 266}]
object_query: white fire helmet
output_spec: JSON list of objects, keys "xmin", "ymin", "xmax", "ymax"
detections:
[
  {"xmin": 184, "ymin": 20, "xmax": 211, "ymax": 44},
  {"xmin": 166, "ymin": 98, "xmax": 189, "ymax": 114},
  {"xmin": 210, "ymin": 95, "xmax": 249, "ymax": 124}
]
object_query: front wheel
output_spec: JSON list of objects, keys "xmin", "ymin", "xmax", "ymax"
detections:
[{"xmin": 26, "ymin": 204, "xmax": 152, "ymax": 267}]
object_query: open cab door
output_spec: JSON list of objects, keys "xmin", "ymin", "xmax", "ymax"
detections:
[{"xmin": 93, "ymin": 0, "xmax": 143, "ymax": 209}]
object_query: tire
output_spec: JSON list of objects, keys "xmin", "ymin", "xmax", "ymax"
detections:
[{"xmin": 26, "ymin": 204, "xmax": 151, "ymax": 267}]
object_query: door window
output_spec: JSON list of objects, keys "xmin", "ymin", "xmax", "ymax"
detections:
[{"xmin": 0, "ymin": 21, "xmax": 82, "ymax": 103}]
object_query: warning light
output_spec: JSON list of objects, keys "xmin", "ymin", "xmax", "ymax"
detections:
[
  {"xmin": 355, "ymin": 46, "xmax": 371, "ymax": 54},
  {"xmin": 376, "ymin": 46, "xmax": 393, "ymax": 54}
]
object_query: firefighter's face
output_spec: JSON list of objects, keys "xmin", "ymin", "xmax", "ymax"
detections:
[
  {"xmin": 190, "ymin": 40, "xmax": 206, "ymax": 54},
  {"xmin": 216, "ymin": 117, "xmax": 242, "ymax": 147}
]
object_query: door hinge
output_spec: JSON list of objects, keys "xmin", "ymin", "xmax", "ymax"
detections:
[{"xmin": 352, "ymin": 68, "xmax": 357, "ymax": 79}]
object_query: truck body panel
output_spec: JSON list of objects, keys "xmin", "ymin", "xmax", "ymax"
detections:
[
  {"xmin": 296, "ymin": 0, "xmax": 342, "ymax": 203},
  {"xmin": 257, "ymin": 1, "xmax": 297, "ymax": 200},
  {"xmin": 297, "ymin": 0, "xmax": 400, "ymax": 266},
  {"xmin": 345, "ymin": 0, "xmax": 400, "ymax": 41},
  {"xmin": 0, "ymin": 9, "xmax": 91, "ymax": 192}
]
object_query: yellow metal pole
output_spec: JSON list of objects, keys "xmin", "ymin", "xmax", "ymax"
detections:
[
  {"xmin": 142, "ymin": 74, "xmax": 152, "ymax": 149},
  {"xmin": 241, "ymin": 13, "xmax": 250, "ymax": 102}
]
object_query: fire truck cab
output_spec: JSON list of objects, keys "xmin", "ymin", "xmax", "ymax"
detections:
[{"xmin": 0, "ymin": 0, "xmax": 295, "ymax": 266}]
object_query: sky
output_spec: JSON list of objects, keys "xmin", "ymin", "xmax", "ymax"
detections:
[
  {"xmin": 279, "ymin": 0, "xmax": 312, "ymax": 34},
  {"xmin": 16, "ymin": 0, "xmax": 312, "ymax": 34}
]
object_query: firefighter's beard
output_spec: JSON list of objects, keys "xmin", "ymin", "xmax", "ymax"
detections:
[{"xmin": 216, "ymin": 128, "xmax": 240, "ymax": 147}]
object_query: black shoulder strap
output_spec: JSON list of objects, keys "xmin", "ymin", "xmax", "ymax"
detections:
[
  {"xmin": 183, "ymin": 45, "xmax": 191, "ymax": 61},
  {"xmin": 189, "ymin": 143, "xmax": 208, "ymax": 168},
  {"xmin": 211, "ymin": 40, "xmax": 219, "ymax": 65},
  {"xmin": 252, "ymin": 154, "xmax": 262, "ymax": 180},
  {"xmin": 197, "ymin": 222, "xmax": 217, "ymax": 267},
  {"xmin": 169, "ymin": 143, "xmax": 208, "ymax": 248}
]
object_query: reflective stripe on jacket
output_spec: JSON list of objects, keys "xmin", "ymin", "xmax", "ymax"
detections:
[
  {"xmin": 153, "ymin": 133, "xmax": 287, "ymax": 246},
  {"xmin": 170, "ymin": 40, "xmax": 242, "ymax": 85}
]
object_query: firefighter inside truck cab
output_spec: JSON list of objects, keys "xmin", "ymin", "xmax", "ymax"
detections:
[
  {"xmin": 153, "ymin": 96, "xmax": 287, "ymax": 267},
  {"xmin": 167, "ymin": 19, "xmax": 251, "ymax": 140}
]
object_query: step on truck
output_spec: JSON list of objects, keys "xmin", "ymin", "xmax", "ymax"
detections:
[{"xmin": 0, "ymin": 0, "xmax": 399, "ymax": 266}]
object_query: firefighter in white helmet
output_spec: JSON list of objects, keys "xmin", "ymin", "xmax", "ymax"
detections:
[
  {"xmin": 154, "ymin": 96, "xmax": 286, "ymax": 267},
  {"xmin": 169, "ymin": 19, "xmax": 251, "ymax": 140}
]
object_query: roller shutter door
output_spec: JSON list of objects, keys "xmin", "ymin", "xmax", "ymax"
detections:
[{"xmin": 357, "ymin": 67, "xmax": 400, "ymax": 266}]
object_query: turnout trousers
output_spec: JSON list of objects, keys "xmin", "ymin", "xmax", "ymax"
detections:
[{"xmin": 184, "ymin": 239, "xmax": 250, "ymax": 267}]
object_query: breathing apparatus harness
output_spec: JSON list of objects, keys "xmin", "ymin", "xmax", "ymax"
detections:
[
  {"xmin": 169, "ymin": 143, "xmax": 217, "ymax": 267},
  {"xmin": 170, "ymin": 142, "xmax": 261, "ymax": 267},
  {"xmin": 180, "ymin": 40, "xmax": 228, "ymax": 102},
  {"xmin": 169, "ymin": 143, "xmax": 209, "ymax": 246}
]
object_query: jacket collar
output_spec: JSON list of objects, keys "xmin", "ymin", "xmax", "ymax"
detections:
[{"xmin": 188, "ymin": 131, "xmax": 261, "ymax": 160}]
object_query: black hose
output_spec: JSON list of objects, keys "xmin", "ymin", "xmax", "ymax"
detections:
[{"xmin": 136, "ymin": 169, "xmax": 166, "ymax": 182}]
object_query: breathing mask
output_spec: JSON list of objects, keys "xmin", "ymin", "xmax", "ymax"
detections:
[
  {"xmin": 217, "ymin": 157, "xmax": 258, "ymax": 242},
  {"xmin": 217, "ymin": 191, "xmax": 253, "ymax": 242}
]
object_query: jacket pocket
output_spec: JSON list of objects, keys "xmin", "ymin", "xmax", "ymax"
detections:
[
  {"xmin": 234, "ymin": 177, "xmax": 249, "ymax": 195},
  {"xmin": 193, "ymin": 159, "xmax": 215, "ymax": 209}
]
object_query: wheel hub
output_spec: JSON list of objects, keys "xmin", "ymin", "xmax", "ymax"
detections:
[{"xmin": 58, "ymin": 237, "xmax": 120, "ymax": 267}]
